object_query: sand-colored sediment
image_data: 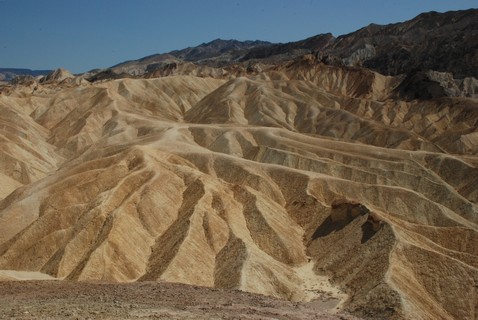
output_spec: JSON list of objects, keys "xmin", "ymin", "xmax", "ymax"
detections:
[
  {"xmin": 0, "ymin": 63, "xmax": 476, "ymax": 319},
  {"xmin": 0, "ymin": 270, "xmax": 57, "ymax": 281}
]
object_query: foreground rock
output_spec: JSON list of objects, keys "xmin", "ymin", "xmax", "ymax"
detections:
[{"xmin": 0, "ymin": 281, "xmax": 360, "ymax": 320}]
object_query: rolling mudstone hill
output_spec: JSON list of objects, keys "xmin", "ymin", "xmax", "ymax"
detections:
[{"xmin": 0, "ymin": 9, "xmax": 477, "ymax": 320}]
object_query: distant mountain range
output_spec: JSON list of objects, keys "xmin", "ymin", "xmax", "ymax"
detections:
[
  {"xmin": 2, "ymin": 8, "xmax": 477, "ymax": 82},
  {"xmin": 112, "ymin": 8, "xmax": 478, "ymax": 79},
  {"xmin": 0, "ymin": 68, "xmax": 51, "ymax": 82}
]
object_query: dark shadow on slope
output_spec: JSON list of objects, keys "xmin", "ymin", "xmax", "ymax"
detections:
[
  {"xmin": 312, "ymin": 202, "xmax": 382, "ymax": 244},
  {"xmin": 312, "ymin": 202, "xmax": 368, "ymax": 239}
]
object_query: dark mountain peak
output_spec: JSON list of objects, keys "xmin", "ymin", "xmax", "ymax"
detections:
[
  {"xmin": 197, "ymin": 38, "xmax": 234, "ymax": 48},
  {"xmin": 201, "ymin": 38, "xmax": 270, "ymax": 46},
  {"xmin": 413, "ymin": 8, "xmax": 477, "ymax": 20},
  {"xmin": 405, "ymin": 8, "xmax": 476, "ymax": 30},
  {"xmin": 321, "ymin": 8, "xmax": 478, "ymax": 78},
  {"xmin": 196, "ymin": 38, "xmax": 271, "ymax": 53},
  {"xmin": 107, "ymin": 8, "xmax": 477, "ymax": 79},
  {"xmin": 240, "ymin": 33, "xmax": 334, "ymax": 63},
  {"xmin": 413, "ymin": 10, "xmax": 441, "ymax": 20},
  {"xmin": 169, "ymin": 38, "xmax": 271, "ymax": 62}
]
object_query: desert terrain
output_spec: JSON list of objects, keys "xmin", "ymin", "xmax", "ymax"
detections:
[
  {"xmin": 0, "ymin": 280, "xmax": 365, "ymax": 319},
  {"xmin": 0, "ymin": 9, "xmax": 477, "ymax": 320}
]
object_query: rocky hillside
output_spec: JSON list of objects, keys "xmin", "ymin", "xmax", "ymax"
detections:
[
  {"xmin": 321, "ymin": 9, "xmax": 478, "ymax": 78},
  {"xmin": 1, "ymin": 55, "xmax": 477, "ymax": 319}
]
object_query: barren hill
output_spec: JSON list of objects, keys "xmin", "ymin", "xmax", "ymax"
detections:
[
  {"xmin": 1, "ymin": 57, "xmax": 477, "ymax": 319},
  {"xmin": 321, "ymin": 9, "xmax": 478, "ymax": 78}
]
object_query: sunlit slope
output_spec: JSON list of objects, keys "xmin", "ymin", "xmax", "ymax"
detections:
[{"xmin": 0, "ymin": 64, "xmax": 476, "ymax": 319}]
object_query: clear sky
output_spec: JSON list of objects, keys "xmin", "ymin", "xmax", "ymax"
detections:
[{"xmin": 0, "ymin": 0, "xmax": 476, "ymax": 73}]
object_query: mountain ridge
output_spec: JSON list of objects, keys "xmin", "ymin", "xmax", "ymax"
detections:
[
  {"xmin": 3, "ymin": 9, "xmax": 477, "ymax": 81},
  {"xmin": 109, "ymin": 8, "xmax": 478, "ymax": 79}
]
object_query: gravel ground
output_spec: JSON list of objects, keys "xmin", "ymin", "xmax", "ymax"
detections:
[{"xmin": 0, "ymin": 281, "xmax": 361, "ymax": 319}]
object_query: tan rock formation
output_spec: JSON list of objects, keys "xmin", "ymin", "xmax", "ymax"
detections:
[{"xmin": 0, "ymin": 62, "xmax": 476, "ymax": 319}]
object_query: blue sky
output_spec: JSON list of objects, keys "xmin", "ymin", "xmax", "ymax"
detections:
[{"xmin": 0, "ymin": 0, "xmax": 476, "ymax": 73}]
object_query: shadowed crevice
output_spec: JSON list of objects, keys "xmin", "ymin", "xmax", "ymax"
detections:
[
  {"xmin": 66, "ymin": 212, "xmax": 115, "ymax": 280},
  {"xmin": 312, "ymin": 202, "xmax": 369, "ymax": 240},
  {"xmin": 214, "ymin": 232, "xmax": 247, "ymax": 289},
  {"xmin": 139, "ymin": 178, "xmax": 206, "ymax": 281},
  {"xmin": 232, "ymin": 186, "xmax": 296, "ymax": 264}
]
